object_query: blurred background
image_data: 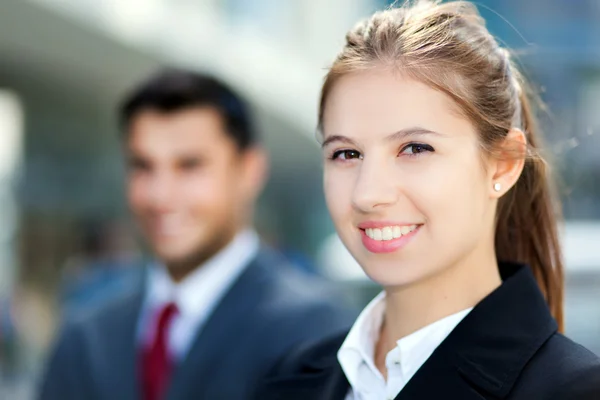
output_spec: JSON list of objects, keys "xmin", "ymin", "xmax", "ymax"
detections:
[{"xmin": 0, "ymin": 0, "xmax": 599, "ymax": 398}]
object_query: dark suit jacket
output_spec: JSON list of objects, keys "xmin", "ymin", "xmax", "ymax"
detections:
[
  {"xmin": 256, "ymin": 263, "xmax": 600, "ymax": 400},
  {"xmin": 38, "ymin": 246, "xmax": 355, "ymax": 400}
]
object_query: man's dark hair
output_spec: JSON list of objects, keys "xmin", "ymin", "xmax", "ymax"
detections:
[{"xmin": 119, "ymin": 68, "xmax": 256, "ymax": 149}]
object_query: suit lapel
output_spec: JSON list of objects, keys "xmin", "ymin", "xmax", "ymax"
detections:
[
  {"xmin": 258, "ymin": 333, "xmax": 351, "ymax": 400},
  {"xmin": 396, "ymin": 263, "xmax": 557, "ymax": 400},
  {"xmin": 99, "ymin": 279, "xmax": 145, "ymax": 400},
  {"xmin": 261, "ymin": 368, "xmax": 349, "ymax": 400},
  {"xmin": 325, "ymin": 366, "xmax": 352, "ymax": 400},
  {"xmin": 164, "ymin": 249, "xmax": 271, "ymax": 400},
  {"xmin": 394, "ymin": 354, "xmax": 489, "ymax": 400}
]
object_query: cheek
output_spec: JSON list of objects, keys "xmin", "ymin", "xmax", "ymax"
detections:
[
  {"xmin": 183, "ymin": 173, "xmax": 223, "ymax": 208},
  {"xmin": 324, "ymin": 168, "xmax": 353, "ymax": 224},
  {"xmin": 407, "ymin": 153, "xmax": 489, "ymax": 237},
  {"xmin": 185, "ymin": 167, "xmax": 241, "ymax": 216},
  {"xmin": 127, "ymin": 176, "xmax": 147, "ymax": 211}
]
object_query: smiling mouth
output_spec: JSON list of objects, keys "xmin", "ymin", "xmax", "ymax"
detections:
[
  {"xmin": 148, "ymin": 214, "xmax": 188, "ymax": 237},
  {"xmin": 360, "ymin": 224, "xmax": 420, "ymax": 241}
]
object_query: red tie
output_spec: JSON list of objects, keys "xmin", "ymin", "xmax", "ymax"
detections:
[{"xmin": 141, "ymin": 302, "xmax": 179, "ymax": 400}]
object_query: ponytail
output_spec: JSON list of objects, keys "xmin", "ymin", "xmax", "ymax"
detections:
[{"xmin": 494, "ymin": 84, "xmax": 564, "ymax": 331}]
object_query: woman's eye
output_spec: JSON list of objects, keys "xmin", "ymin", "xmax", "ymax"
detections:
[
  {"xmin": 400, "ymin": 143, "xmax": 434, "ymax": 156},
  {"xmin": 332, "ymin": 150, "xmax": 362, "ymax": 160}
]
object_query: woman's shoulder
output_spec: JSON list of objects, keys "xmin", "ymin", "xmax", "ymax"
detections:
[
  {"xmin": 516, "ymin": 332, "xmax": 600, "ymax": 398},
  {"xmin": 543, "ymin": 333, "xmax": 599, "ymax": 364}
]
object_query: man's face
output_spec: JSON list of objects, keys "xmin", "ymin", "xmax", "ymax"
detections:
[{"xmin": 126, "ymin": 107, "xmax": 265, "ymax": 276}]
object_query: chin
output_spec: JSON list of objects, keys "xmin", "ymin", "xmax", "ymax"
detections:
[
  {"xmin": 153, "ymin": 241, "xmax": 199, "ymax": 264},
  {"xmin": 355, "ymin": 254, "xmax": 426, "ymax": 288},
  {"xmin": 155, "ymin": 254, "xmax": 189, "ymax": 269},
  {"xmin": 364, "ymin": 268, "xmax": 416, "ymax": 288}
]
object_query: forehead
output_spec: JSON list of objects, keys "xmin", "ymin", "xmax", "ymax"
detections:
[
  {"xmin": 322, "ymin": 68, "xmax": 473, "ymax": 140},
  {"xmin": 127, "ymin": 106, "xmax": 234, "ymax": 154}
]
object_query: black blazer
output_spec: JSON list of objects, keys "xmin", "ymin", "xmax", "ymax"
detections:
[{"xmin": 256, "ymin": 263, "xmax": 600, "ymax": 400}]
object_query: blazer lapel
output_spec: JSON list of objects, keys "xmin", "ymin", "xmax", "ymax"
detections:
[
  {"xmin": 396, "ymin": 263, "xmax": 557, "ymax": 400},
  {"xmin": 325, "ymin": 366, "xmax": 352, "ymax": 400},
  {"xmin": 99, "ymin": 279, "xmax": 145, "ymax": 400},
  {"xmin": 258, "ymin": 333, "xmax": 350, "ymax": 400},
  {"xmin": 261, "ymin": 368, "xmax": 349, "ymax": 400},
  {"xmin": 394, "ymin": 354, "xmax": 490, "ymax": 400},
  {"xmin": 164, "ymin": 249, "xmax": 271, "ymax": 400}
]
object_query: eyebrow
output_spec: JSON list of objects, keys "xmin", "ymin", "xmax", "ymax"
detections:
[
  {"xmin": 384, "ymin": 127, "xmax": 443, "ymax": 142},
  {"xmin": 320, "ymin": 135, "xmax": 357, "ymax": 148},
  {"xmin": 321, "ymin": 126, "xmax": 443, "ymax": 148}
]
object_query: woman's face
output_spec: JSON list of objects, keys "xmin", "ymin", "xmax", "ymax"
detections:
[{"xmin": 322, "ymin": 69, "xmax": 498, "ymax": 289}]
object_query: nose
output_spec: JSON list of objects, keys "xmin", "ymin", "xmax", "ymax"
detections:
[
  {"xmin": 351, "ymin": 157, "xmax": 398, "ymax": 212},
  {"xmin": 144, "ymin": 170, "xmax": 177, "ymax": 209}
]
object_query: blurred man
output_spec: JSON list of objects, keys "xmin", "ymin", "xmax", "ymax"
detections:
[{"xmin": 39, "ymin": 69, "xmax": 353, "ymax": 400}]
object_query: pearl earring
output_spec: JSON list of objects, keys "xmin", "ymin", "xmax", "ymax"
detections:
[{"xmin": 493, "ymin": 183, "xmax": 502, "ymax": 192}]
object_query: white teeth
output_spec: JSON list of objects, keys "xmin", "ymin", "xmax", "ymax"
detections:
[
  {"xmin": 382, "ymin": 227, "xmax": 393, "ymax": 240},
  {"xmin": 364, "ymin": 224, "xmax": 418, "ymax": 241},
  {"xmin": 373, "ymin": 229, "xmax": 382, "ymax": 241}
]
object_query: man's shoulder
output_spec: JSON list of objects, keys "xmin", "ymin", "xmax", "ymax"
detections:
[
  {"xmin": 62, "ymin": 288, "xmax": 142, "ymax": 336},
  {"xmin": 243, "ymin": 247, "xmax": 356, "ymax": 343},
  {"xmin": 252, "ymin": 247, "xmax": 353, "ymax": 315}
]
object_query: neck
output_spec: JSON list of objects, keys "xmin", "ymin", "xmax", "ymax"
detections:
[
  {"xmin": 378, "ymin": 246, "xmax": 502, "ymax": 363},
  {"xmin": 167, "ymin": 263, "xmax": 198, "ymax": 283},
  {"xmin": 165, "ymin": 227, "xmax": 248, "ymax": 283}
]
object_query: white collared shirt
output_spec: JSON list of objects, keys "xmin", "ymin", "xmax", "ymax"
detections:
[
  {"xmin": 338, "ymin": 292, "xmax": 472, "ymax": 400},
  {"xmin": 137, "ymin": 229, "xmax": 260, "ymax": 360}
]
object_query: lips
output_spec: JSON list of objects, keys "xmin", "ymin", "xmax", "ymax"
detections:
[
  {"xmin": 364, "ymin": 224, "xmax": 419, "ymax": 241},
  {"xmin": 147, "ymin": 213, "xmax": 188, "ymax": 237},
  {"xmin": 358, "ymin": 222, "xmax": 422, "ymax": 253}
]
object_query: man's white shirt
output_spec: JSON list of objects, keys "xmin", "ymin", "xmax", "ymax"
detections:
[{"xmin": 137, "ymin": 229, "xmax": 260, "ymax": 360}]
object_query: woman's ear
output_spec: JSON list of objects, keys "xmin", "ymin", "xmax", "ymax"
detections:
[{"xmin": 488, "ymin": 128, "xmax": 527, "ymax": 197}]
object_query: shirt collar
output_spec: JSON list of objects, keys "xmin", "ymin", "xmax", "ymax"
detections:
[
  {"xmin": 145, "ymin": 229, "xmax": 260, "ymax": 318},
  {"xmin": 337, "ymin": 292, "xmax": 385, "ymax": 387},
  {"xmin": 338, "ymin": 291, "xmax": 472, "ymax": 390}
]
